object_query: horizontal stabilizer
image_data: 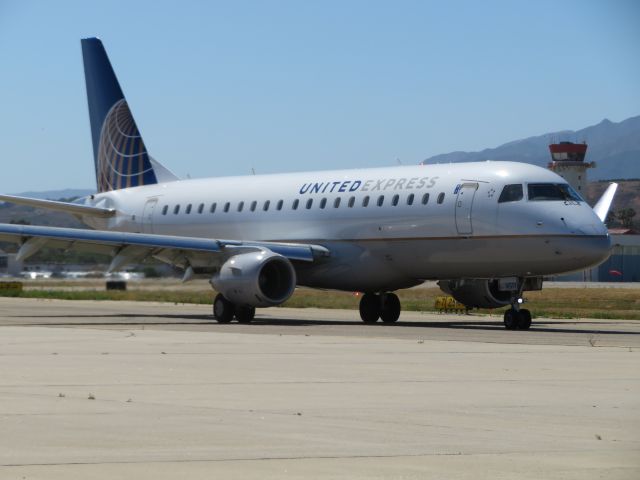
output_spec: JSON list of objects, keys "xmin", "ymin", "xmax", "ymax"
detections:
[
  {"xmin": 0, "ymin": 194, "xmax": 115, "ymax": 218},
  {"xmin": 593, "ymin": 183, "xmax": 618, "ymax": 223}
]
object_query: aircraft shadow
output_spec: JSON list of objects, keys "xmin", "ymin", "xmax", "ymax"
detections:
[{"xmin": 8, "ymin": 313, "xmax": 639, "ymax": 336}]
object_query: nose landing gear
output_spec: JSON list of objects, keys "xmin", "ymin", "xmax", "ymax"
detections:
[
  {"xmin": 503, "ymin": 308, "xmax": 532, "ymax": 330},
  {"xmin": 503, "ymin": 279, "xmax": 532, "ymax": 330}
]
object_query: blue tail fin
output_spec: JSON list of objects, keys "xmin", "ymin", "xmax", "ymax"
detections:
[{"xmin": 81, "ymin": 38, "xmax": 158, "ymax": 192}]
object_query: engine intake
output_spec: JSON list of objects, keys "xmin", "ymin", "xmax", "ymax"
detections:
[{"xmin": 211, "ymin": 251, "xmax": 296, "ymax": 307}]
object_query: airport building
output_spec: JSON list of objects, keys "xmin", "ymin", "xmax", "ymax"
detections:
[{"xmin": 0, "ymin": 249, "xmax": 22, "ymax": 277}]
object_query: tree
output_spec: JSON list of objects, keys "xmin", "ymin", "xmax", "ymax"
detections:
[{"xmin": 617, "ymin": 208, "xmax": 636, "ymax": 229}]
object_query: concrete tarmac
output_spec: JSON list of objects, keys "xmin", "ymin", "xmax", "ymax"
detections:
[{"xmin": 0, "ymin": 297, "xmax": 639, "ymax": 479}]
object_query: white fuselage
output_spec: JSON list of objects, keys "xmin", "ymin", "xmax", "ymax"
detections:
[{"xmin": 80, "ymin": 161, "xmax": 611, "ymax": 292}]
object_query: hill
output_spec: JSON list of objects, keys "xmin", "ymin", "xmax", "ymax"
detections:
[{"xmin": 422, "ymin": 116, "xmax": 640, "ymax": 180}]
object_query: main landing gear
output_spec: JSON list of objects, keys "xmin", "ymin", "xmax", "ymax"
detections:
[
  {"xmin": 359, "ymin": 292, "xmax": 401, "ymax": 324},
  {"xmin": 213, "ymin": 293, "xmax": 256, "ymax": 324}
]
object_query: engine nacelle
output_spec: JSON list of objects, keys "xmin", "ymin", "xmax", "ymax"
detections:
[
  {"xmin": 438, "ymin": 279, "xmax": 512, "ymax": 309},
  {"xmin": 211, "ymin": 251, "xmax": 296, "ymax": 307}
]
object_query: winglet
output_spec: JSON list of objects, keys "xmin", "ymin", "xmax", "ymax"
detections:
[{"xmin": 593, "ymin": 182, "xmax": 618, "ymax": 223}]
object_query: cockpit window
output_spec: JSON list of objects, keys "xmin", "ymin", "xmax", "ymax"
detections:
[
  {"xmin": 528, "ymin": 183, "xmax": 583, "ymax": 202},
  {"xmin": 498, "ymin": 184, "xmax": 523, "ymax": 203}
]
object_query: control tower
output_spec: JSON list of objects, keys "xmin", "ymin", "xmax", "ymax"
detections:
[{"xmin": 547, "ymin": 141, "xmax": 595, "ymax": 194}]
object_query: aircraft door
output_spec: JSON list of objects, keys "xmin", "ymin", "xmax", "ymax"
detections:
[
  {"xmin": 455, "ymin": 183, "xmax": 478, "ymax": 235},
  {"xmin": 141, "ymin": 198, "xmax": 158, "ymax": 234}
]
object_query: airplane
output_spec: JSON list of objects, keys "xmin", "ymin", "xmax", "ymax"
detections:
[{"xmin": 0, "ymin": 38, "xmax": 618, "ymax": 329}]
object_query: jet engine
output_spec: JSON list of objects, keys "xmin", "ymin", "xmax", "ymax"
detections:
[
  {"xmin": 210, "ymin": 250, "xmax": 296, "ymax": 307},
  {"xmin": 438, "ymin": 279, "xmax": 512, "ymax": 309}
]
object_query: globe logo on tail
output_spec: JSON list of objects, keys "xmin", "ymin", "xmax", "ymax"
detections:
[{"xmin": 96, "ymin": 99, "xmax": 157, "ymax": 192}]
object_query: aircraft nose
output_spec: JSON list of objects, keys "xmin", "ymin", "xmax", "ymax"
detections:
[{"xmin": 571, "ymin": 234, "xmax": 612, "ymax": 269}]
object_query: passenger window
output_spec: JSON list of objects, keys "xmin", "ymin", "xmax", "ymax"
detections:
[
  {"xmin": 277, "ymin": 200, "xmax": 283, "ymax": 211},
  {"xmin": 320, "ymin": 198, "xmax": 327, "ymax": 209},
  {"xmin": 186, "ymin": 204, "xmax": 192, "ymax": 214},
  {"xmin": 162, "ymin": 205, "xmax": 168, "ymax": 215},
  {"xmin": 210, "ymin": 202, "xmax": 217, "ymax": 213},
  {"xmin": 237, "ymin": 201, "xmax": 244, "ymax": 212},
  {"xmin": 362, "ymin": 196, "xmax": 370, "ymax": 207},
  {"xmin": 334, "ymin": 197, "xmax": 341, "ymax": 208},
  {"xmin": 392, "ymin": 194, "xmax": 399, "ymax": 206},
  {"xmin": 306, "ymin": 198, "xmax": 313, "ymax": 209},
  {"xmin": 250, "ymin": 201, "xmax": 257, "ymax": 212},
  {"xmin": 377, "ymin": 195, "xmax": 384, "ymax": 207},
  {"xmin": 292, "ymin": 199, "xmax": 299, "ymax": 210},
  {"xmin": 422, "ymin": 193, "xmax": 429, "ymax": 205},
  {"xmin": 224, "ymin": 202, "xmax": 230, "ymax": 213},
  {"xmin": 173, "ymin": 205, "xmax": 180, "ymax": 215},
  {"xmin": 498, "ymin": 184, "xmax": 523, "ymax": 203},
  {"xmin": 263, "ymin": 200, "xmax": 270, "ymax": 211},
  {"xmin": 437, "ymin": 193, "xmax": 445, "ymax": 204},
  {"xmin": 348, "ymin": 196, "xmax": 355, "ymax": 208},
  {"xmin": 407, "ymin": 193, "xmax": 414, "ymax": 206},
  {"xmin": 198, "ymin": 203, "xmax": 204, "ymax": 214}
]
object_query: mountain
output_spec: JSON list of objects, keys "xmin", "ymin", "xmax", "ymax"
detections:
[{"xmin": 422, "ymin": 116, "xmax": 640, "ymax": 180}]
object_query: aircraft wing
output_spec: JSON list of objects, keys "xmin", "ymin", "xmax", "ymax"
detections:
[
  {"xmin": 0, "ymin": 194, "xmax": 115, "ymax": 218},
  {"xmin": 0, "ymin": 223, "xmax": 329, "ymax": 273}
]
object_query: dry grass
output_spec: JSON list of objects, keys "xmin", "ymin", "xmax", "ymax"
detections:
[{"xmin": 5, "ymin": 280, "xmax": 639, "ymax": 320}]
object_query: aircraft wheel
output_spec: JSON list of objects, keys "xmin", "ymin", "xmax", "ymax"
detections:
[
  {"xmin": 380, "ymin": 293, "xmax": 401, "ymax": 323},
  {"xmin": 503, "ymin": 309, "xmax": 519, "ymax": 330},
  {"xmin": 235, "ymin": 306, "xmax": 256, "ymax": 324},
  {"xmin": 213, "ymin": 294, "xmax": 235, "ymax": 323},
  {"xmin": 517, "ymin": 309, "xmax": 532, "ymax": 330},
  {"xmin": 359, "ymin": 293, "xmax": 380, "ymax": 323}
]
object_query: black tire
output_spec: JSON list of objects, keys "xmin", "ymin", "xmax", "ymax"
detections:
[
  {"xmin": 213, "ymin": 294, "xmax": 235, "ymax": 323},
  {"xmin": 235, "ymin": 306, "xmax": 256, "ymax": 323},
  {"xmin": 380, "ymin": 293, "xmax": 401, "ymax": 323},
  {"xmin": 359, "ymin": 293, "xmax": 380, "ymax": 324},
  {"xmin": 517, "ymin": 309, "xmax": 532, "ymax": 330},
  {"xmin": 503, "ymin": 309, "xmax": 519, "ymax": 330}
]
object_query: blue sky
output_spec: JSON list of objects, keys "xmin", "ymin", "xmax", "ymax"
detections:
[{"xmin": 1, "ymin": 0, "xmax": 638, "ymax": 192}]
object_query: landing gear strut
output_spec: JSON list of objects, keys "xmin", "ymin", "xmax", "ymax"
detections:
[
  {"xmin": 213, "ymin": 293, "xmax": 255, "ymax": 323},
  {"xmin": 503, "ymin": 279, "xmax": 532, "ymax": 330},
  {"xmin": 359, "ymin": 292, "xmax": 401, "ymax": 324}
]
